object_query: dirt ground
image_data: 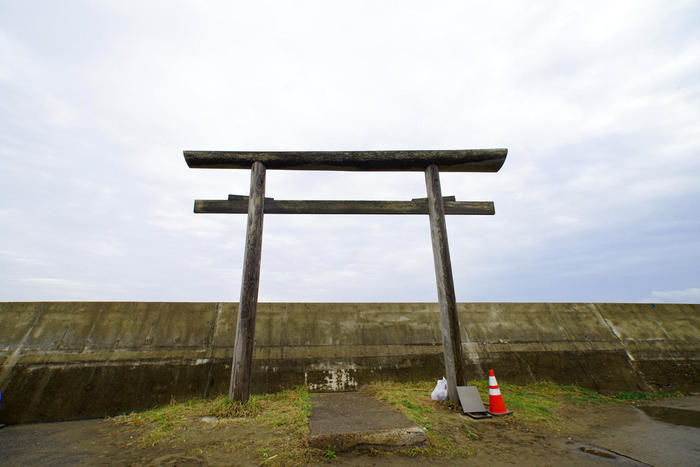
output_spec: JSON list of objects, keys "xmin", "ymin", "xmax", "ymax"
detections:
[
  {"xmin": 1, "ymin": 394, "xmax": 698, "ymax": 466},
  {"xmin": 324, "ymin": 395, "xmax": 700, "ymax": 466}
]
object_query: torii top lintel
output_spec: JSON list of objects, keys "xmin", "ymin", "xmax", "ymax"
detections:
[{"xmin": 184, "ymin": 149, "xmax": 507, "ymax": 172}]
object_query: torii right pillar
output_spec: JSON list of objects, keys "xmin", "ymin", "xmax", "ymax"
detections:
[{"xmin": 425, "ymin": 164, "xmax": 467, "ymax": 404}]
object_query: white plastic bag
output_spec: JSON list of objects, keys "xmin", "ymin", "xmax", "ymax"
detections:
[{"xmin": 431, "ymin": 377, "xmax": 448, "ymax": 401}]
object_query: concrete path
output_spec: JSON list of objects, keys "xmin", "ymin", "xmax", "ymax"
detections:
[
  {"xmin": 0, "ymin": 418, "xmax": 117, "ymax": 465},
  {"xmin": 308, "ymin": 392, "xmax": 426, "ymax": 452},
  {"xmin": 578, "ymin": 396, "xmax": 700, "ymax": 466}
]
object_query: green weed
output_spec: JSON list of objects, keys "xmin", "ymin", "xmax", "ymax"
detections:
[{"xmin": 613, "ymin": 391, "xmax": 683, "ymax": 400}]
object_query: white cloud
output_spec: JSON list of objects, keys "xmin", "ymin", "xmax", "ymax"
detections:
[
  {"xmin": 1, "ymin": 0, "xmax": 699, "ymax": 302},
  {"xmin": 16, "ymin": 278, "xmax": 85, "ymax": 287},
  {"xmin": 0, "ymin": 250, "xmax": 44, "ymax": 266},
  {"xmin": 642, "ymin": 288, "xmax": 700, "ymax": 304}
]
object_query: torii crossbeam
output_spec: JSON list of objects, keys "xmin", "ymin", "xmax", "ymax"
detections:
[{"xmin": 185, "ymin": 149, "xmax": 508, "ymax": 404}]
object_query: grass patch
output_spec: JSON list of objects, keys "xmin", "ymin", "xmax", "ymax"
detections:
[
  {"xmin": 110, "ymin": 387, "xmax": 314, "ymax": 464},
  {"xmin": 474, "ymin": 380, "xmax": 615, "ymax": 425},
  {"xmin": 362, "ymin": 379, "xmax": 629, "ymax": 458},
  {"xmin": 109, "ymin": 381, "xmax": 683, "ymax": 463},
  {"xmin": 254, "ymin": 386, "xmax": 312, "ymax": 464},
  {"xmin": 111, "ymin": 395, "xmax": 261, "ymax": 447},
  {"xmin": 363, "ymin": 380, "xmax": 473, "ymax": 457},
  {"xmin": 613, "ymin": 390, "xmax": 683, "ymax": 401}
]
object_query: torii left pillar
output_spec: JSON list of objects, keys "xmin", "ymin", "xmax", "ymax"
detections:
[{"xmin": 229, "ymin": 161, "xmax": 266, "ymax": 402}]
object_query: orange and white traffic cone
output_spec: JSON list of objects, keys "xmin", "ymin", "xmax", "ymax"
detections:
[{"xmin": 487, "ymin": 369, "xmax": 512, "ymax": 416}]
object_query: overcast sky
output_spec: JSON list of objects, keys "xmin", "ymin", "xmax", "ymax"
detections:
[{"xmin": 1, "ymin": 0, "xmax": 698, "ymax": 303}]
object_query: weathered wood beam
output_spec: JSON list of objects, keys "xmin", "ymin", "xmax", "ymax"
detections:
[
  {"xmin": 229, "ymin": 161, "xmax": 266, "ymax": 403},
  {"xmin": 425, "ymin": 164, "xmax": 467, "ymax": 405},
  {"xmin": 184, "ymin": 149, "xmax": 507, "ymax": 172},
  {"xmin": 228, "ymin": 194, "xmax": 275, "ymax": 202},
  {"xmin": 195, "ymin": 197, "xmax": 495, "ymax": 215}
]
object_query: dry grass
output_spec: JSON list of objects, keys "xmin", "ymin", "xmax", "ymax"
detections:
[
  {"xmin": 362, "ymin": 379, "xmax": 624, "ymax": 458},
  {"xmin": 110, "ymin": 381, "xmax": 675, "ymax": 464},
  {"xmin": 110, "ymin": 387, "xmax": 315, "ymax": 464}
]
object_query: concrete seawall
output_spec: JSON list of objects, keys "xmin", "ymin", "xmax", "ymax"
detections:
[{"xmin": 1, "ymin": 302, "xmax": 698, "ymax": 424}]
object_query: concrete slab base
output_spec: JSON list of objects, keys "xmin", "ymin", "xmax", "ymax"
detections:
[{"xmin": 308, "ymin": 392, "xmax": 427, "ymax": 452}]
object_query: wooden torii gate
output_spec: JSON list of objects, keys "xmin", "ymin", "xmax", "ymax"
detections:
[{"xmin": 184, "ymin": 149, "xmax": 507, "ymax": 404}]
